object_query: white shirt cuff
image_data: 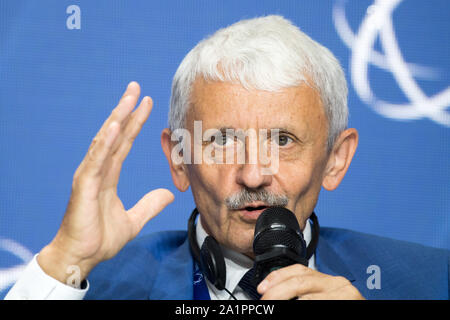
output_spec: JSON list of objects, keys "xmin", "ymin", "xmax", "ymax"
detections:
[{"xmin": 4, "ymin": 254, "xmax": 89, "ymax": 300}]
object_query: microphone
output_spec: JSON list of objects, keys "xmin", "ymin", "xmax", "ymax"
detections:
[{"xmin": 252, "ymin": 206, "xmax": 308, "ymax": 286}]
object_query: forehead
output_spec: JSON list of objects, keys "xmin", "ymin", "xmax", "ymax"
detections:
[{"xmin": 188, "ymin": 77, "xmax": 328, "ymax": 138}]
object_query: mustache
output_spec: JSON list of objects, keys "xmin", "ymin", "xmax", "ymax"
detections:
[{"xmin": 225, "ymin": 188, "xmax": 289, "ymax": 210}]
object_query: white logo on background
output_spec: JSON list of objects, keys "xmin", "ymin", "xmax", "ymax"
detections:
[
  {"xmin": 333, "ymin": 0, "xmax": 450, "ymax": 126},
  {"xmin": 0, "ymin": 239, "xmax": 33, "ymax": 292},
  {"xmin": 66, "ymin": 5, "xmax": 81, "ymax": 30},
  {"xmin": 366, "ymin": 265, "xmax": 381, "ymax": 289}
]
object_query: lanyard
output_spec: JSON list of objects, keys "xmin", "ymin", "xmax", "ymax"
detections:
[{"xmin": 193, "ymin": 263, "xmax": 211, "ymax": 300}]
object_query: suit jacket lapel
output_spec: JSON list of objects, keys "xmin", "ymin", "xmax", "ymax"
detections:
[
  {"xmin": 149, "ymin": 235, "xmax": 194, "ymax": 299},
  {"xmin": 316, "ymin": 234, "xmax": 356, "ymax": 282}
]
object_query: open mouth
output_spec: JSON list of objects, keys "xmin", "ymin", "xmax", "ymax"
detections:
[
  {"xmin": 238, "ymin": 204, "xmax": 269, "ymax": 221},
  {"xmin": 243, "ymin": 205, "xmax": 268, "ymax": 211}
]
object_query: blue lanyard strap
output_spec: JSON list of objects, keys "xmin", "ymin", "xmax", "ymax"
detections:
[{"xmin": 193, "ymin": 263, "xmax": 211, "ymax": 300}]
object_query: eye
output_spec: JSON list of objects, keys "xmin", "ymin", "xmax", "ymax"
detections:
[
  {"xmin": 273, "ymin": 134, "xmax": 293, "ymax": 147},
  {"xmin": 212, "ymin": 132, "xmax": 234, "ymax": 147}
]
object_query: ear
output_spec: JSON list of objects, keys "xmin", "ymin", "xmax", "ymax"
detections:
[
  {"xmin": 161, "ymin": 128, "xmax": 190, "ymax": 192},
  {"xmin": 322, "ymin": 128, "xmax": 358, "ymax": 191}
]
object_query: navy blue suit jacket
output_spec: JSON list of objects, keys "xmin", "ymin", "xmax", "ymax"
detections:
[{"xmin": 85, "ymin": 227, "xmax": 449, "ymax": 300}]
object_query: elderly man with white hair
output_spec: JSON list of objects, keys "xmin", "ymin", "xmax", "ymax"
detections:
[{"xmin": 5, "ymin": 15, "xmax": 449, "ymax": 300}]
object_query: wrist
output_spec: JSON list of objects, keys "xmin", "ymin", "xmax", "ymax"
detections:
[{"xmin": 37, "ymin": 243, "xmax": 95, "ymax": 287}]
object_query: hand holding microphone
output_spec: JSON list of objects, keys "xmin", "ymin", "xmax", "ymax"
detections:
[{"xmin": 253, "ymin": 207, "xmax": 364, "ymax": 300}]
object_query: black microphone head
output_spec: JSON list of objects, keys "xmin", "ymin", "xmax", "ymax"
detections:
[
  {"xmin": 253, "ymin": 206, "xmax": 305, "ymax": 257},
  {"xmin": 252, "ymin": 207, "xmax": 307, "ymax": 285}
]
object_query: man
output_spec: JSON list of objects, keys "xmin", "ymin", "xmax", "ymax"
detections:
[{"xmin": 5, "ymin": 15, "xmax": 449, "ymax": 300}]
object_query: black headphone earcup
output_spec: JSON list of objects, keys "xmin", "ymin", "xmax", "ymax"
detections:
[{"xmin": 200, "ymin": 236, "xmax": 226, "ymax": 290}]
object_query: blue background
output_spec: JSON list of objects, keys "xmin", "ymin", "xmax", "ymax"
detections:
[{"xmin": 1, "ymin": 0, "xmax": 448, "ymax": 297}]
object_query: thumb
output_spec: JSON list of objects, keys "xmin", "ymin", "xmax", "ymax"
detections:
[{"xmin": 128, "ymin": 188, "xmax": 175, "ymax": 235}]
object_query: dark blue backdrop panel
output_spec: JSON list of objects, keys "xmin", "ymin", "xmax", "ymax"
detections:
[{"xmin": 0, "ymin": 0, "xmax": 448, "ymax": 297}]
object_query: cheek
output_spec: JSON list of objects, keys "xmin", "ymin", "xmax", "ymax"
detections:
[
  {"xmin": 276, "ymin": 140, "xmax": 328, "ymax": 190},
  {"xmin": 188, "ymin": 165, "xmax": 220, "ymax": 203},
  {"xmin": 187, "ymin": 164, "xmax": 256, "ymax": 253},
  {"xmin": 220, "ymin": 222, "xmax": 255, "ymax": 253},
  {"xmin": 277, "ymin": 160, "xmax": 315, "ymax": 191},
  {"xmin": 276, "ymin": 159, "xmax": 325, "ymax": 213},
  {"xmin": 187, "ymin": 164, "xmax": 236, "ymax": 215}
]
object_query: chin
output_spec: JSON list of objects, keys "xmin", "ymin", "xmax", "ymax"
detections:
[{"xmin": 224, "ymin": 228, "xmax": 254, "ymax": 255}]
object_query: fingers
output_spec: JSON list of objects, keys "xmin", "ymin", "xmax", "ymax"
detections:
[
  {"xmin": 73, "ymin": 121, "xmax": 121, "ymax": 195},
  {"xmin": 92, "ymin": 121, "xmax": 121, "ymax": 168},
  {"xmin": 259, "ymin": 273, "xmax": 325, "ymax": 300},
  {"xmin": 113, "ymin": 95, "xmax": 153, "ymax": 163},
  {"xmin": 104, "ymin": 82, "xmax": 142, "ymax": 149},
  {"xmin": 258, "ymin": 264, "xmax": 311, "ymax": 293},
  {"xmin": 258, "ymin": 264, "xmax": 356, "ymax": 300},
  {"xmin": 98, "ymin": 82, "xmax": 141, "ymax": 143},
  {"xmin": 74, "ymin": 82, "xmax": 142, "ymax": 192},
  {"xmin": 101, "ymin": 95, "xmax": 153, "ymax": 189},
  {"xmin": 258, "ymin": 264, "xmax": 322, "ymax": 300},
  {"xmin": 128, "ymin": 189, "xmax": 175, "ymax": 236}
]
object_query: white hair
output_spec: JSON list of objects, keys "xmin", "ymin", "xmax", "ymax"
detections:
[{"xmin": 169, "ymin": 15, "xmax": 348, "ymax": 150}]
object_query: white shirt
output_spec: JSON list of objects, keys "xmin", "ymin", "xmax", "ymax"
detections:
[
  {"xmin": 4, "ymin": 253, "xmax": 89, "ymax": 300},
  {"xmin": 4, "ymin": 219, "xmax": 315, "ymax": 300}
]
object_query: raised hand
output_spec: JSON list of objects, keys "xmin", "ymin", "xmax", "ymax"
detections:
[{"xmin": 38, "ymin": 82, "xmax": 174, "ymax": 284}]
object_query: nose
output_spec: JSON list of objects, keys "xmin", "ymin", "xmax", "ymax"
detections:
[{"xmin": 235, "ymin": 163, "xmax": 273, "ymax": 189}]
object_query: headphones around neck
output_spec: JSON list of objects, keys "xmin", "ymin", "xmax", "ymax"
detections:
[{"xmin": 187, "ymin": 207, "xmax": 320, "ymax": 292}]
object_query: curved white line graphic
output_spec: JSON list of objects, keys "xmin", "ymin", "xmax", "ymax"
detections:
[
  {"xmin": 333, "ymin": 0, "xmax": 450, "ymax": 126},
  {"xmin": 0, "ymin": 239, "xmax": 34, "ymax": 292},
  {"xmin": 333, "ymin": 0, "xmax": 439, "ymax": 79}
]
